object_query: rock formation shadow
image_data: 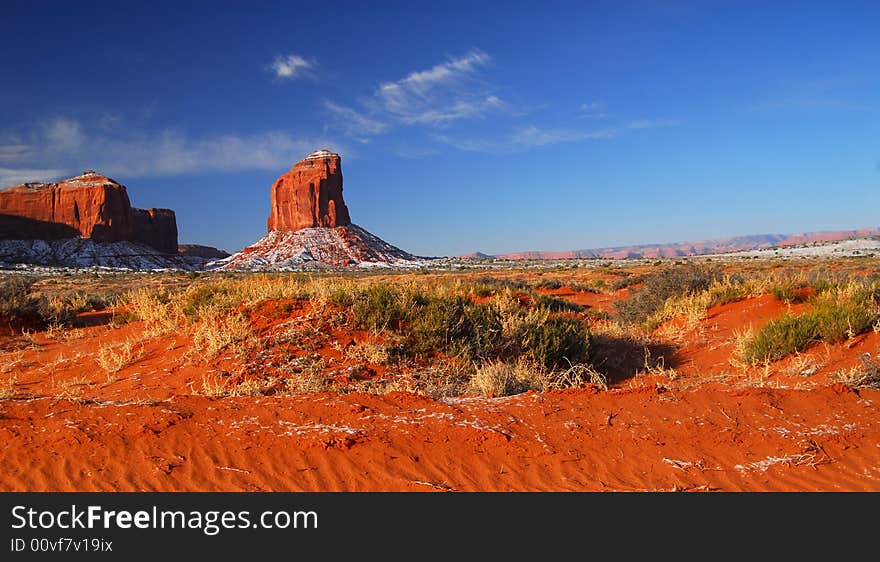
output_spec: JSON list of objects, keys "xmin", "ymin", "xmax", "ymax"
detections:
[
  {"xmin": 589, "ymin": 333, "xmax": 680, "ymax": 384},
  {"xmin": 0, "ymin": 214, "xmax": 80, "ymax": 240}
]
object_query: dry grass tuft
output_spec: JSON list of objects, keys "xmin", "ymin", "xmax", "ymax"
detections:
[
  {"xmin": 469, "ymin": 360, "xmax": 535, "ymax": 397},
  {"xmin": 641, "ymin": 347, "xmax": 679, "ymax": 381},
  {"xmin": 190, "ymin": 308, "xmax": 255, "ymax": 360},
  {"xmin": 53, "ymin": 376, "xmax": 92, "ymax": 402},
  {"xmin": 123, "ymin": 288, "xmax": 181, "ymax": 336},
  {"xmin": 469, "ymin": 358, "xmax": 604, "ymax": 397},
  {"xmin": 344, "ymin": 342, "xmax": 391, "ymax": 365},
  {"xmin": 96, "ymin": 339, "xmax": 144, "ymax": 374},
  {"xmin": 0, "ymin": 376, "xmax": 17, "ymax": 399},
  {"xmin": 284, "ymin": 355, "xmax": 329, "ymax": 394},
  {"xmin": 833, "ymin": 353, "xmax": 880, "ymax": 389}
]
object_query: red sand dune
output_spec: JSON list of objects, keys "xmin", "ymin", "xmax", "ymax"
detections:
[
  {"xmin": 1, "ymin": 384, "xmax": 877, "ymax": 492},
  {"xmin": 2, "ymin": 289, "xmax": 879, "ymax": 492}
]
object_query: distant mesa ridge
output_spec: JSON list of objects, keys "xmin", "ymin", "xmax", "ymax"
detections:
[
  {"xmin": 217, "ymin": 150, "xmax": 420, "ymax": 270},
  {"xmin": 178, "ymin": 244, "xmax": 230, "ymax": 260},
  {"xmin": 3, "ymin": 161, "xmax": 874, "ymax": 271},
  {"xmin": 465, "ymin": 228, "xmax": 880, "ymax": 260}
]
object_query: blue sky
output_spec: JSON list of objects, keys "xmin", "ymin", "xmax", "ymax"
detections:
[{"xmin": 2, "ymin": 0, "xmax": 878, "ymax": 256}]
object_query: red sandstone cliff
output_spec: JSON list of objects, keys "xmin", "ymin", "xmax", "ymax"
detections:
[
  {"xmin": 0, "ymin": 171, "xmax": 134, "ymax": 242},
  {"xmin": 0, "ymin": 170, "xmax": 178, "ymax": 253},
  {"xmin": 132, "ymin": 208, "xmax": 178, "ymax": 254},
  {"xmin": 267, "ymin": 149, "xmax": 351, "ymax": 232}
]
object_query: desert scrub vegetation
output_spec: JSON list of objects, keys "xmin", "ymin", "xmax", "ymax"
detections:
[
  {"xmin": 116, "ymin": 274, "xmax": 601, "ymax": 397},
  {"xmin": 337, "ymin": 282, "xmax": 590, "ymax": 369},
  {"xmin": 833, "ymin": 353, "xmax": 880, "ymax": 390},
  {"xmin": 189, "ymin": 307, "xmax": 256, "ymax": 360},
  {"xmin": 741, "ymin": 280, "xmax": 880, "ymax": 364},
  {"xmin": 608, "ymin": 266, "xmax": 859, "ymax": 333},
  {"xmin": 0, "ymin": 276, "xmax": 106, "ymax": 327},
  {"xmin": 615, "ymin": 266, "xmax": 722, "ymax": 328},
  {"xmin": 122, "ymin": 275, "xmax": 309, "ymax": 323},
  {"xmin": 770, "ymin": 283, "xmax": 802, "ymax": 304},
  {"xmin": 198, "ymin": 374, "xmax": 281, "ymax": 397},
  {"xmin": 612, "ymin": 266, "xmax": 878, "ymax": 334},
  {"xmin": 0, "ymin": 376, "xmax": 16, "ymax": 399},
  {"xmin": 469, "ymin": 359, "xmax": 607, "ymax": 397},
  {"xmin": 644, "ymin": 275, "xmax": 754, "ymax": 335},
  {"xmin": 121, "ymin": 287, "xmax": 182, "ymax": 336},
  {"xmin": 122, "ymin": 275, "xmax": 309, "ymax": 345},
  {"xmin": 0, "ymin": 277, "xmax": 42, "ymax": 325}
]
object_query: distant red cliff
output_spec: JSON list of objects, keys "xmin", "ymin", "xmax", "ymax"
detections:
[
  {"xmin": 467, "ymin": 229, "xmax": 880, "ymax": 260},
  {"xmin": 0, "ymin": 170, "xmax": 178, "ymax": 253}
]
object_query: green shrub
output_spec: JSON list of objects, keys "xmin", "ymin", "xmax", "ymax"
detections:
[
  {"xmin": 471, "ymin": 284, "xmax": 496, "ymax": 298},
  {"xmin": 531, "ymin": 293, "xmax": 584, "ymax": 313},
  {"xmin": 610, "ymin": 273, "xmax": 645, "ymax": 291},
  {"xmin": 813, "ymin": 301, "xmax": 876, "ymax": 343},
  {"xmin": 338, "ymin": 282, "xmax": 593, "ymax": 372},
  {"xmin": 0, "ymin": 277, "xmax": 99, "ymax": 326},
  {"xmin": 351, "ymin": 284, "xmax": 402, "ymax": 331},
  {"xmin": 770, "ymin": 284, "xmax": 801, "ymax": 304},
  {"xmin": 711, "ymin": 277, "xmax": 749, "ymax": 305},
  {"xmin": 407, "ymin": 297, "xmax": 502, "ymax": 360},
  {"xmin": 743, "ymin": 287, "xmax": 879, "ymax": 363},
  {"xmin": 809, "ymin": 278, "xmax": 834, "ymax": 295},
  {"xmin": 518, "ymin": 313, "xmax": 589, "ymax": 369},
  {"xmin": 181, "ymin": 284, "xmax": 235, "ymax": 320},
  {"xmin": 534, "ymin": 279, "xmax": 563, "ymax": 290},
  {"xmin": 0, "ymin": 277, "xmax": 43, "ymax": 324},
  {"xmin": 327, "ymin": 285, "xmax": 354, "ymax": 307},
  {"xmin": 742, "ymin": 313, "xmax": 819, "ymax": 364},
  {"xmin": 566, "ymin": 282, "xmax": 600, "ymax": 294}
]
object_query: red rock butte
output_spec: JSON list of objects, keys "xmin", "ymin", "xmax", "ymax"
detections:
[
  {"xmin": 267, "ymin": 149, "xmax": 351, "ymax": 232},
  {"xmin": 219, "ymin": 149, "xmax": 418, "ymax": 269},
  {"xmin": 0, "ymin": 170, "xmax": 178, "ymax": 253}
]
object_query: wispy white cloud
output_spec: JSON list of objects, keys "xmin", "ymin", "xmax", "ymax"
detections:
[
  {"xmin": 393, "ymin": 50, "xmax": 491, "ymax": 92},
  {"xmin": 376, "ymin": 50, "xmax": 500, "ymax": 126},
  {"xmin": 434, "ymin": 125, "xmax": 613, "ymax": 153},
  {"xmin": 379, "ymin": 50, "xmax": 490, "ymax": 100},
  {"xmin": 43, "ymin": 117, "xmax": 84, "ymax": 152},
  {"xmin": 511, "ymin": 125, "xmax": 616, "ymax": 147},
  {"xmin": 324, "ymin": 50, "xmax": 504, "ymax": 138},
  {"xmin": 0, "ymin": 117, "xmax": 343, "ymax": 183},
  {"xmin": 269, "ymin": 54, "xmax": 315, "ymax": 80},
  {"xmin": 98, "ymin": 130, "xmax": 335, "ymax": 176},
  {"xmin": 625, "ymin": 119, "xmax": 680, "ymax": 129},
  {"xmin": 751, "ymin": 78, "xmax": 869, "ymax": 112},
  {"xmin": 402, "ymin": 95, "xmax": 505, "ymax": 126},
  {"xmin": 578, "ymin": 100, "xmax": 607, "ymax": 119},
  {"xmin": 435, "ymin": 120, "xmax": 678, "ymax": 154},
  {"xmin": 0, "ymin": 144, "xmax": 32, "ymax": 163},
  {"xmin": 97, "ymin": 112, "xmax": 122, "ymax": 131},
  {"xmin": 0, "ymin": 167, "xmax": 67, "ymax": 188},
  {"xmin": 323, "ymin": 101, "xmax": 388, "ymax": 139}
]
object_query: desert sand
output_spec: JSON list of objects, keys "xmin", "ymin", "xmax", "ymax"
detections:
[{"xmin": 2, "ymin": 261, "xmax": 879, "ymax": 492}]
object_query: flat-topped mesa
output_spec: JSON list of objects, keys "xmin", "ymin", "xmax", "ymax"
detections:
[
  {"xmin": 0, "ymin": 170, "xmax": 134, "ymax": 242},
  {"xmin": 267, "ymin": 149, "xmax": 351, "ymax": 232},
  {"xmin": 0, "ymin": 170, "xmax": 178, "ymax": 253},
  {"xmin": 132, "ymin": 208, "xmax": 178, "ymax": 254}
]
